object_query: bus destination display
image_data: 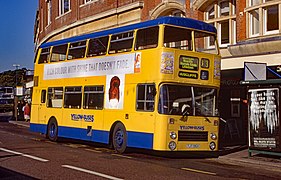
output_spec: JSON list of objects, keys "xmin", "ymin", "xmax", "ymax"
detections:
[{"xmin": 179, "ymin": 56, "xmax": 199, "ymax": 71}]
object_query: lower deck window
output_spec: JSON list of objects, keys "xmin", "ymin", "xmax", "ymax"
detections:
[
  {"xmin": 83, "ymin": 86, "xmax": 104, "ymax": 109},
  {"xmin": 136, "ymin": 84, "xmax": 155, "ymax": 111},
  {"xmin": 64, "ymin": 86, "xmax": 82, "ymax": 109},
  {"xmin": 47, "ymin": 87, "xmax": 63, "ymax": 108}
]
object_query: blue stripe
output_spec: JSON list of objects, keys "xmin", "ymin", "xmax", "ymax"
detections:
[
  {"xmin": 40, "ymin": 16, "xmax": 216, "ymax": 48},
  {"xmin": 29, "ymin": 123, "xmax": 153, "ymax": 149},
  {"xmin": 30, "ymin": 123, "xmax": 47, "ymax": 134},
  {"xmin": 127, "ymin": 131, "xmax": 153, "ymax": 149}
]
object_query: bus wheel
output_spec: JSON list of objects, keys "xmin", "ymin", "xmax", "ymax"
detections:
[
  {"xmin": 47, "ymin": 118, "xmax": 58, "ymax": 142},
  {"xmin": 112, "ymin": 123, "xmax": 127, "ymax": 154}
]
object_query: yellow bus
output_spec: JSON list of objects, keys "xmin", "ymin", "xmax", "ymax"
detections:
[{"xmin": 31, "ymin": 16, "xmax": 221, "ymax": 154}]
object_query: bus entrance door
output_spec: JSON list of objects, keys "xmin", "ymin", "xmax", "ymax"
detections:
[{"xmin": 38, "ymin": 89, "xmax": 47, "ymax": 124}]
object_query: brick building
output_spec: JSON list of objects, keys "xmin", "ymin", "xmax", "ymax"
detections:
[{"xmin": 34, "ymin": 0, "xmax": 281, "ymax": 145}]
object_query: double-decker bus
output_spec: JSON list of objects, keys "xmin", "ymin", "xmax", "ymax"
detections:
[
  {"xmin": 31, "ymin": 16, "xmax": 221, "ymax": 154},
  {"xmin": 0, "ymin": 87, "xmax": 14, "ymax": 112}
]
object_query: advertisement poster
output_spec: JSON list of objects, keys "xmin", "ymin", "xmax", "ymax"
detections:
[
  {"xmin": 214, "ymin": 58, "xmax": 220, "ymax": 80},
  {"xmin": 248, "ymin": 88, "xmax": 279, "ymax": 149},
  {"xmin": 105, "ymin": 74, "xmax": 125, "ymax": 109},
  {"xmin": 161, "ymin": 52, "xmax": 174, "ymax": 74},
  {"xmin": 43, "ymin": 53, "xmax": 135, "ymax": 80},
  {"xmin": 134, "ymin": 52, "xmax": 141, "ymax": 73}
]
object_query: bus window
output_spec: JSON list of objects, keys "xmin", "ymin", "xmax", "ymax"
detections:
[
  {"xmin": 164, "ymin": 26, "xmax": 192, "ymax": 50},
  {"xmin": 68, "ymin": 40, "xmax": 87, "ymax": 60},
  {"xmin": 64, "ymin": 87, "xmax": 82, "ymax": 109},
  {"xmin": 47, "ymin": 87, "xmax": 63, "ymax": 108},
  {"xmin": 193, "ymin": 87, "xmax": 218, "ymax": 116},
  {"xmin": 158, "ymin": 84, "xmax": 193, "ymax": 115},
  {"xmin": 41, "ymin": 90, "xmax": 46, "ymax": 103},
  {"xmin": 135, "ymin": 26, "xmax": 159, "ymax": 50},
  {"xmin": 136, "ymin": 84, "xmax": 155, "ymax": 111},
  {"xmin": 87, "ymin": 36, "xmax": 109, "ymax": 57},
  {"xmin": 51, "ymin": 44, "xmax": 68, "ymax": 62},
  {"xmin": 109, "ymin": 31, "xmax": 134, "ymax": 54},
  {"xmin": 83, "ymin": 86, "xmax": 104, "ymax": 109},
  {"xmin": 38, "ymin": 47, "xmax": 50, "ymax": 64},
  {"xmin": 194, "ymin": 31, "xmax": 218, "ymax": 55}
]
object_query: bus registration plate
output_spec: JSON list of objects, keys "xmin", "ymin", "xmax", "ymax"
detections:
[{"xmin": 186, "ymin": 144, "xmax": 200, "ymax": 148}]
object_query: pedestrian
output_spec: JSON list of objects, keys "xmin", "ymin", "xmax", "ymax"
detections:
[
  {"xmin": 18, "ymin": 100, "xmax": 25, "ymax": 120},
  {"xmin": 23, "ymin": 102, "xmax": 30, "ymax": 122}
]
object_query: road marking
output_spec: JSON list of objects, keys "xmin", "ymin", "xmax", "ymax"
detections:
[
  {"xmin": 62, "ymin": 165, "xmax": 124, "ymax": 180},
  {"xmin": 0, "ymin": 147, "xmax": 49, "ymax": 162},
  {"xmin": 111, "ymin": 153, "xmax": 132, "ymax": 159},
  {"xmin": 85, "ymin": 148, "xmax": 102, "ymax": 153},
  {"xmin": 181, "ymin": 167, "xmax": 216, "ymax": 176},
  {"xmin": 9, "ymin": 121, "xmax": 30, "ymax": 128},
  {"xmin": 64, "ymin": 144, "xmax": 89, "ymax": 148}
]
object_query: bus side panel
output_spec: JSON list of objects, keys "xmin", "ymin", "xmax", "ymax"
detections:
[
  {"xmin": 58, "ymin": 126, "xmax": 109, "ymax": 144},
  {"xmin": 30, "ymin": 123, "xmax": 47, "ymax": 134},
  {"xmin": 127, "ymin": 131, "xmax": 153, "ymax": 149}
]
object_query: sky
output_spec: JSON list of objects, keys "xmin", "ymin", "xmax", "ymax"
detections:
[{"xmin": 0, "ymin": 1, "xmax": 38, "ymax": 73}]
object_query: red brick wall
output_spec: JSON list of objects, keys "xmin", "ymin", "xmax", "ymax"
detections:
[{"xmin": 236, "ymin": 0, "xmax": 246, "ymax": 41}]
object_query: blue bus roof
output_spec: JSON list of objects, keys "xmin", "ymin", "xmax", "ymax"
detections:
[{"xmin": 40, "ymin": 16, "xmax": 217, "ymax": 48}]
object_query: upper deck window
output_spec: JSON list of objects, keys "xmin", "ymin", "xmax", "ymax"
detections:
[
  {"xmin": 38, "ymin": 47, "xmax": 51, "ymax": 64},
  {"xmin": 109, "ymin": 31, "xmax": 134, "ymax": 54},
  {"xmin": 194, "ymin": 31, "xmax": 218, "ymax": 55},
  {"xmin": 67, "ymin": 40, "xmax": 87, "ymax": 60},
  {"xmin": 135, "ymin": 26, "xmax": 159, "ymax": 50},
  {"xmin": 51, "ymin": 44, "xmax": 68, "ymax": 62},
  {"xmin": 164, "ymin": 26, "xmax": 192, "ymax": 51},
  {"xmin": 87, "ymin": 36, "xmax": 109, "ymax": 57}
]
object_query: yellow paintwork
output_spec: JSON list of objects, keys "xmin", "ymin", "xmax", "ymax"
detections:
[{"xmin": 31, "ymin": 24, "xmax": 221, "ymax": 152}]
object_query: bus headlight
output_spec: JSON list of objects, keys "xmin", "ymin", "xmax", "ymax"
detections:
[
  {"xmin": 170, "ymin": 132, "xmax": 177, "ymax": 139},
  {"xmin": 209, "ymin": 142, "xmax": 216, "ymax": 151},
  {"xmin": 210, "ymin": 133, "xmax": 217, "ymax": 140},
  {"xmin": 168, "ymin": 141, "xmax": 176, "ymax": 151}
]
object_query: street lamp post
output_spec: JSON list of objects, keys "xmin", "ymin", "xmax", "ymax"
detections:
[
  {"xmin": 13, "ymin": 64, "xmax": 20, "ymax": 87},
  {"xmin": 12, "ymin": 64, "xmax": 20, "ymax": 121}
]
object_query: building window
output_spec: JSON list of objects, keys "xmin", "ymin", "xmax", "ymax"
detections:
[
  {"xmin": 219, "ymin": 1, "xmax": 230, "ymax": 17},
  {"xmin": 206, "ymin": 5, "xmax": 215, "ymax": 20},
  {"xmin": 204, "ymin": 0, "xmax": 236, "ymax": 47},
  {"xmin": 220, "ymin": 21, "xmax": 230, "ymax": 44},
  {"xmin": 246, "ymin": 0, "xmax": 280, "ymax": 37},
  {"xmin": 249, "ymin": 9, "xmax": 260, "ymax": 37},
  {"xmin": 47, "ymin": 0, "xmax": 52, "ymax": 25},
  {"xmin": 263, "ymin": 5, "xmax": 279, "ymax": 34},
  {"xmin": 249, "ymin": 0, "xmax": 260, "ymax": 6},
  {"xmin": 59, "ymin": 0, "xmax": 70, "ymax": 15}
]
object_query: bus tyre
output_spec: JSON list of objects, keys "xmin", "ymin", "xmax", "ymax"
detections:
[
  {"xmin": 47, "ymin": 119, "xmax": 58, "ymax": 142},
  {"xmin": 112, "ymin": 123, "xmax": 127, "ymax": 154}
]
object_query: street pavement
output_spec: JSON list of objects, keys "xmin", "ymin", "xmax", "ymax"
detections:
[{"xmin": 7, "ymin": 120, "xmax": 281, "ymax": 173}]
